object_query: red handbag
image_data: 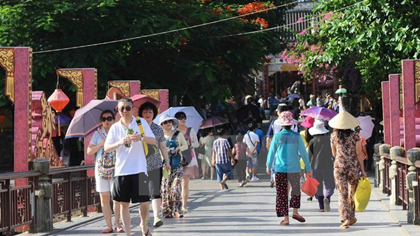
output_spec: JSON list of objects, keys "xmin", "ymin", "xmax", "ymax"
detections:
[{"xmin": 301, "ymin": 173, "xmax": 319, "ymax": 197}]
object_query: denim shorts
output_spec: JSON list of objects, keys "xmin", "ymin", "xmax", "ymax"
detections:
[
  {"xmin": 215, "ymin": 163, "xmax": 233, "ymax": 183},
  {"xmin": 246, "ymin": 152, "xmax": 258, "ymax": 168}
]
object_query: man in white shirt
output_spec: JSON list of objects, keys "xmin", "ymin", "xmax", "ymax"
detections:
[
  {"xmin": 243, "ymin": 122, "xmax": 260, "ymax": 181},
  {"xmin": 104, "ymin": 98, "xmax": 156, "ymax": 236}
]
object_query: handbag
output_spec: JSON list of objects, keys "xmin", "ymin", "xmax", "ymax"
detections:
[
  {"xmin": 97, "ymin": 149, "xmax": 116, "ymax": 180},
  {"xmin": 136, "ymin": 117, "xmax": 158, "ymax": 159},
  {"xmin": 181, "ymin": 128, "xmax": 193, "ymax": 166}
]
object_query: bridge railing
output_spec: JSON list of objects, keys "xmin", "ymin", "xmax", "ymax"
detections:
[
  {"xmin": 0, "ymin": 158, "xmax": 99, "ymax": 235},
  {"xmin": 375, "ymin": 145, "xmax": 420, "ymax": 225}
]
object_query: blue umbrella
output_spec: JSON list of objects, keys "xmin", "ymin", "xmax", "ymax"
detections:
[
  {"xmin": 287, "ymin": 94, "xmax": 300, "ymax": 99},
  {"xmin": 55, "ymin": 114, "xmax": 71, "ymax": 125}
]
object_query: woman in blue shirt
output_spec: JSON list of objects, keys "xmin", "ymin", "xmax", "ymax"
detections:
[{"xmin": 266, "ymin": 111, "xmax": 312, "ymax": 226}]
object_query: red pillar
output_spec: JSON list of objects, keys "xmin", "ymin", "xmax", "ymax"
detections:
[
  {"xmin": 402, "ymin": 60, "xmax": 417, "ymax": 150},
  {"xmin": 82, "ymin": 69, "xmax": 97, "ymax": 176},
  {"xmin": 389, "ymin": 74, "xmax": 401, "ymax": 146},
  {"xmin": 382, "ymin": 81, "xmax": 390, "ymax": 145}
]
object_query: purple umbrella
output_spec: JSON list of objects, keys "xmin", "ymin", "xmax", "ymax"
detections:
[
  {"xmin": 200, "ymin": 116, "xmax": 229, "ymax": 129},
  {"xmin": 65, "ymin": 99, "xmax": 118, "ymax": 139},
  {"xmin": 301, "ymin": 106, "xmax": 337, "ymax": 121},
  {"xmin": 55, "ymin": 114, "xmax": 71, "ymax": 125}
]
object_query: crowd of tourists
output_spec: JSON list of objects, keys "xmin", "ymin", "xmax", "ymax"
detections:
[{"xmin": 88, "ymin": 93, "xmax": 371, "ymax": 235}]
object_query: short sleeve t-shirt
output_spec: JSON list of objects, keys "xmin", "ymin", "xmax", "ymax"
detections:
[
  {"xmin": 105, "ymin": 116, "xmax": 155, "ymax": 176},
  {"xmin": 90, "ymin": 128, "xmax": 106, "ymax": 161},
  {"xmin": 243, "ymin": 131, "xmax": 259, "ymax": 150}
]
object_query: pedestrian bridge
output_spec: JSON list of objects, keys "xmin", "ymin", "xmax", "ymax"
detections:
[{"xmin": 21, "ymin": 175, "xmax": 418, "ymax": 236}]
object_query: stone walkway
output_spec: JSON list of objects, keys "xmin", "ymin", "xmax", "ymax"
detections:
[{"xmin": 28, "ymin": 175, "xmax": 417, "ymax": 236}]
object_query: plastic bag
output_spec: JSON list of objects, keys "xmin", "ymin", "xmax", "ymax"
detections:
[
  {"xmin": 301, "ymin": 174, "xmax": 319, "ymax": 197},
  {"xmin": 355, "ymin": 177, "xmax": 371, "ymax": 212},
  {"xmin": 162, "ymin": 167, "xmax": 170, "ymax": 179}
]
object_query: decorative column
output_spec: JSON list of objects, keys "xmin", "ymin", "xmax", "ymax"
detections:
[
  {"xmin": 381, "ymin": 81, "xmax": 391, "ymax": 145},
  {"xmin": 379, "ymin": 144, "xmax": 391, "ymax": 193},
  {"xmin": 142, "ymin": 89, "xmax": 170, "ymax": 112},
  {"xmin": 389, "ymin": 75, "xmax": 401, "ymax": 146},
  {"xmin": 30, "ymin": 158, "xmax": 53, "ymax": 233},
  {"xmin": 0, "ymin": 47, "xmax": 32, "ymax": 186},
  {"xmin": 389, "ymin": 146, "xmax": 404, "ymax": 205},
  {"xmin": 406, "ymin": 148, "xmax": 420, "ymax": 224},
  {"xmin": 108, "ymin": 80, "xmax": 141, "ymax": 97},
  {"xmin": 57, "ymin": 69, "xmax": 97, "ymax": 176},
  {"xmin": 373, "ymin": 143, "xmax": 382, "ymax": 187},
  {"xmin": 402, "ymin": 60, "xmax": 417, "ymax": 150}
]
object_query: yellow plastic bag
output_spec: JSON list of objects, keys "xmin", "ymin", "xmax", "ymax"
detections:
[
  {"xmin": 355, "ymin": 177, "xmax": 372, "ymax": 212},
  {"xmin": 162, "ymin": 167, "xmax": 170, "ymax": 179}
]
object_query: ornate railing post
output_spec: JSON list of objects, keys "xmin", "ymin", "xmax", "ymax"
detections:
[
  {"xmin": 379, "ymin": 144, "xmax": 391, "ymax": 193},
  {"xmin": 31, "ymin": 158, "xmax": 53, "ymax": 233},
  {"xmin": 406, "ymin": 148, "xmax": 420, "ymax": 224},
  {"xmin": 389, "ymin": 146, "xmax": 404, "ymax": 205},
  {"xmin": 374, "ymin": 143, "xmax": 381, "ymax": 187}
]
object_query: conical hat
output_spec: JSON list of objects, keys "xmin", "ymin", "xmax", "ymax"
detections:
[{"xmin": 328, "ymin": 110, "xmax": 359, "ymax": 130}]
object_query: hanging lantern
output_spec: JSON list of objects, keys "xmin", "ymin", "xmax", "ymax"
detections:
[
  {"xmin": 0, "ymin": 114, "xmax": 5, "ymax": 133},
  {"xmin": 48, "ymin": 89, "xmax": 70, "ymax": 136}
]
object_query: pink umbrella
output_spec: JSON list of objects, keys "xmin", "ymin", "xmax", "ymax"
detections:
[
  {"xmin": 200, "ymin": 116, "xmax": 229, "ymax": 129},
  {"xmin": 65, "ymin": 99, "xmax": 118, "ymax": 138},
  {"xmin": 301, "ymin": 106, "xmax": 337, "ymax": 121},
  {"xmin": 131, "ymin": 94, "xmax": 161, "ymax": 117}
]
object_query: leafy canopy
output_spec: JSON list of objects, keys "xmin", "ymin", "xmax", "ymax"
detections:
[
  {"xmin": 285, "ymin": 0, "xmax": 420, "ymax": 101},
  {"xmin": 0, "ymin": 0, "xmax": 295, "ymax": 107}
]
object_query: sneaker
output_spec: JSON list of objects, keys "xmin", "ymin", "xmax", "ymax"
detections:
[
  {"xmin": 323, "ymin": 198, "xmax": 330, "ymax": 212},
  {"xmin": 153, "ymin": 218, "xmax": 163, "ymax": 228},
  {"xmin": 250, "ymin": 176, "xmax": 259, "ymax": 182},
  {"xmin": 246, "ymin": 174, "xmax": 251, "ymax": 181}
]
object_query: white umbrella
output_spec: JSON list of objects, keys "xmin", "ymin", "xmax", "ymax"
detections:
[
  {"xmin": 153, "ymin": 106, "xmax": 203, "ymax": 131},
  {"xmin": 356, "ymin": 116, "xmax": 375, "ymax": 140}
]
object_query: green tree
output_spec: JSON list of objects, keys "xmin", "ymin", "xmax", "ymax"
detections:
[
  {"xmin": 0, "ymin": 0, "xmax": 295, "ymax": 107},
  {"xmin": 286, "ymin": 0, "xmax": 420, "ymax": 106}
]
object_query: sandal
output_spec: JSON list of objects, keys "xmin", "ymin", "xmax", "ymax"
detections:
[
  {"xmin": 349, "ymin": 218, "xmax": 357, "ymax": 226},
  {"xmin": 115, "ymin": 227, "xmax": 124, "ymax": 233},
  {"xmin": 340, "ymin": 220, "xmax": 350, "ymax": 229},
  {"xmin": 174, "ymin": 212, "xmax": 184, "ymax": 218},
  {"xmin": 292, "ymin": 214, "xmax": 306, "ymax": 223},
  {"xmin": 101, "ymin": 228, "xmax": 113, "ymax": 234},
  {"xmin": 142, "ymin": 229, "xmax": 152, "ymax": 236},
  {"xmin": 280, "ymin": 220, "xmax": 289, "ymax": 226}
]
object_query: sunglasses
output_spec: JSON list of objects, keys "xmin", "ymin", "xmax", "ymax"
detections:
[
  {"xmin": 119, "ymin": 106, "xmax": 132, "ymax": 112},
  {"xmin": 162, "ymin": 120, "xmax": 173, "ymax": 125},
  {"xmin": 101, "ymin": 116, "xmax": 114, "ymax": 122},
  {"xmin": 177, "ymin": 116, "xmax": 186, "ymax": 120}
]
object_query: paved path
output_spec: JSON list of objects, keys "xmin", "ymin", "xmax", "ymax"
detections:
[{"xmin": 35, "ymin": 176, "xmax": 414, "ymax": 236}]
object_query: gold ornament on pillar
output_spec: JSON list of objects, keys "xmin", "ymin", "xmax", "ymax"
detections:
[{"xmin": 47, "ymin": 75, "xmax": 70, "ymax": 136}]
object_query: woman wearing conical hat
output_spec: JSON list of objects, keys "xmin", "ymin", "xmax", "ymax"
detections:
[{"xmin": 329, "ymin": 110, "xmax": 367, "ymax": 229}]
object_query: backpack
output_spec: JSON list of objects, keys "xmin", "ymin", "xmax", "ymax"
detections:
[
  {"xmin": 166, "ymin": 131, "xmax": 183, "ymax": 169},
  {"xmin": 97, "ymin": 149, "xmax": 116, "ymax": 180}
]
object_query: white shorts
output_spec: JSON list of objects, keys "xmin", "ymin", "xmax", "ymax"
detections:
[{"xmin": 95, "ymin": 171, "xmax": 114, "ymax": 193}]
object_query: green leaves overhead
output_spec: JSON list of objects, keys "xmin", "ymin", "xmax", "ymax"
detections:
[{"xmin": 290, "ymin": 0, "xmax": 419, "ymax": 104}]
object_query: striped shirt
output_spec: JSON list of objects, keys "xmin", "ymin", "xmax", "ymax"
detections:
[{"xmin": 212, "ymin": 137, "xmax": 232, "ymax": 164}]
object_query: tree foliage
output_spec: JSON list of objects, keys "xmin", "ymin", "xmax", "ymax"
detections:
[
  {"xmin": 0, "ymin": 0, "xmax": 295, "ymax": 107},
  {"xmin": 285, "ymin": 0, "xmax": 420, "ymax": 102}
]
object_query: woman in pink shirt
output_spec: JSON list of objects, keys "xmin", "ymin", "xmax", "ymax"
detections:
[{"xmin": 232, "ymin": 134, "xmax": 248, "ymax": 187}]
